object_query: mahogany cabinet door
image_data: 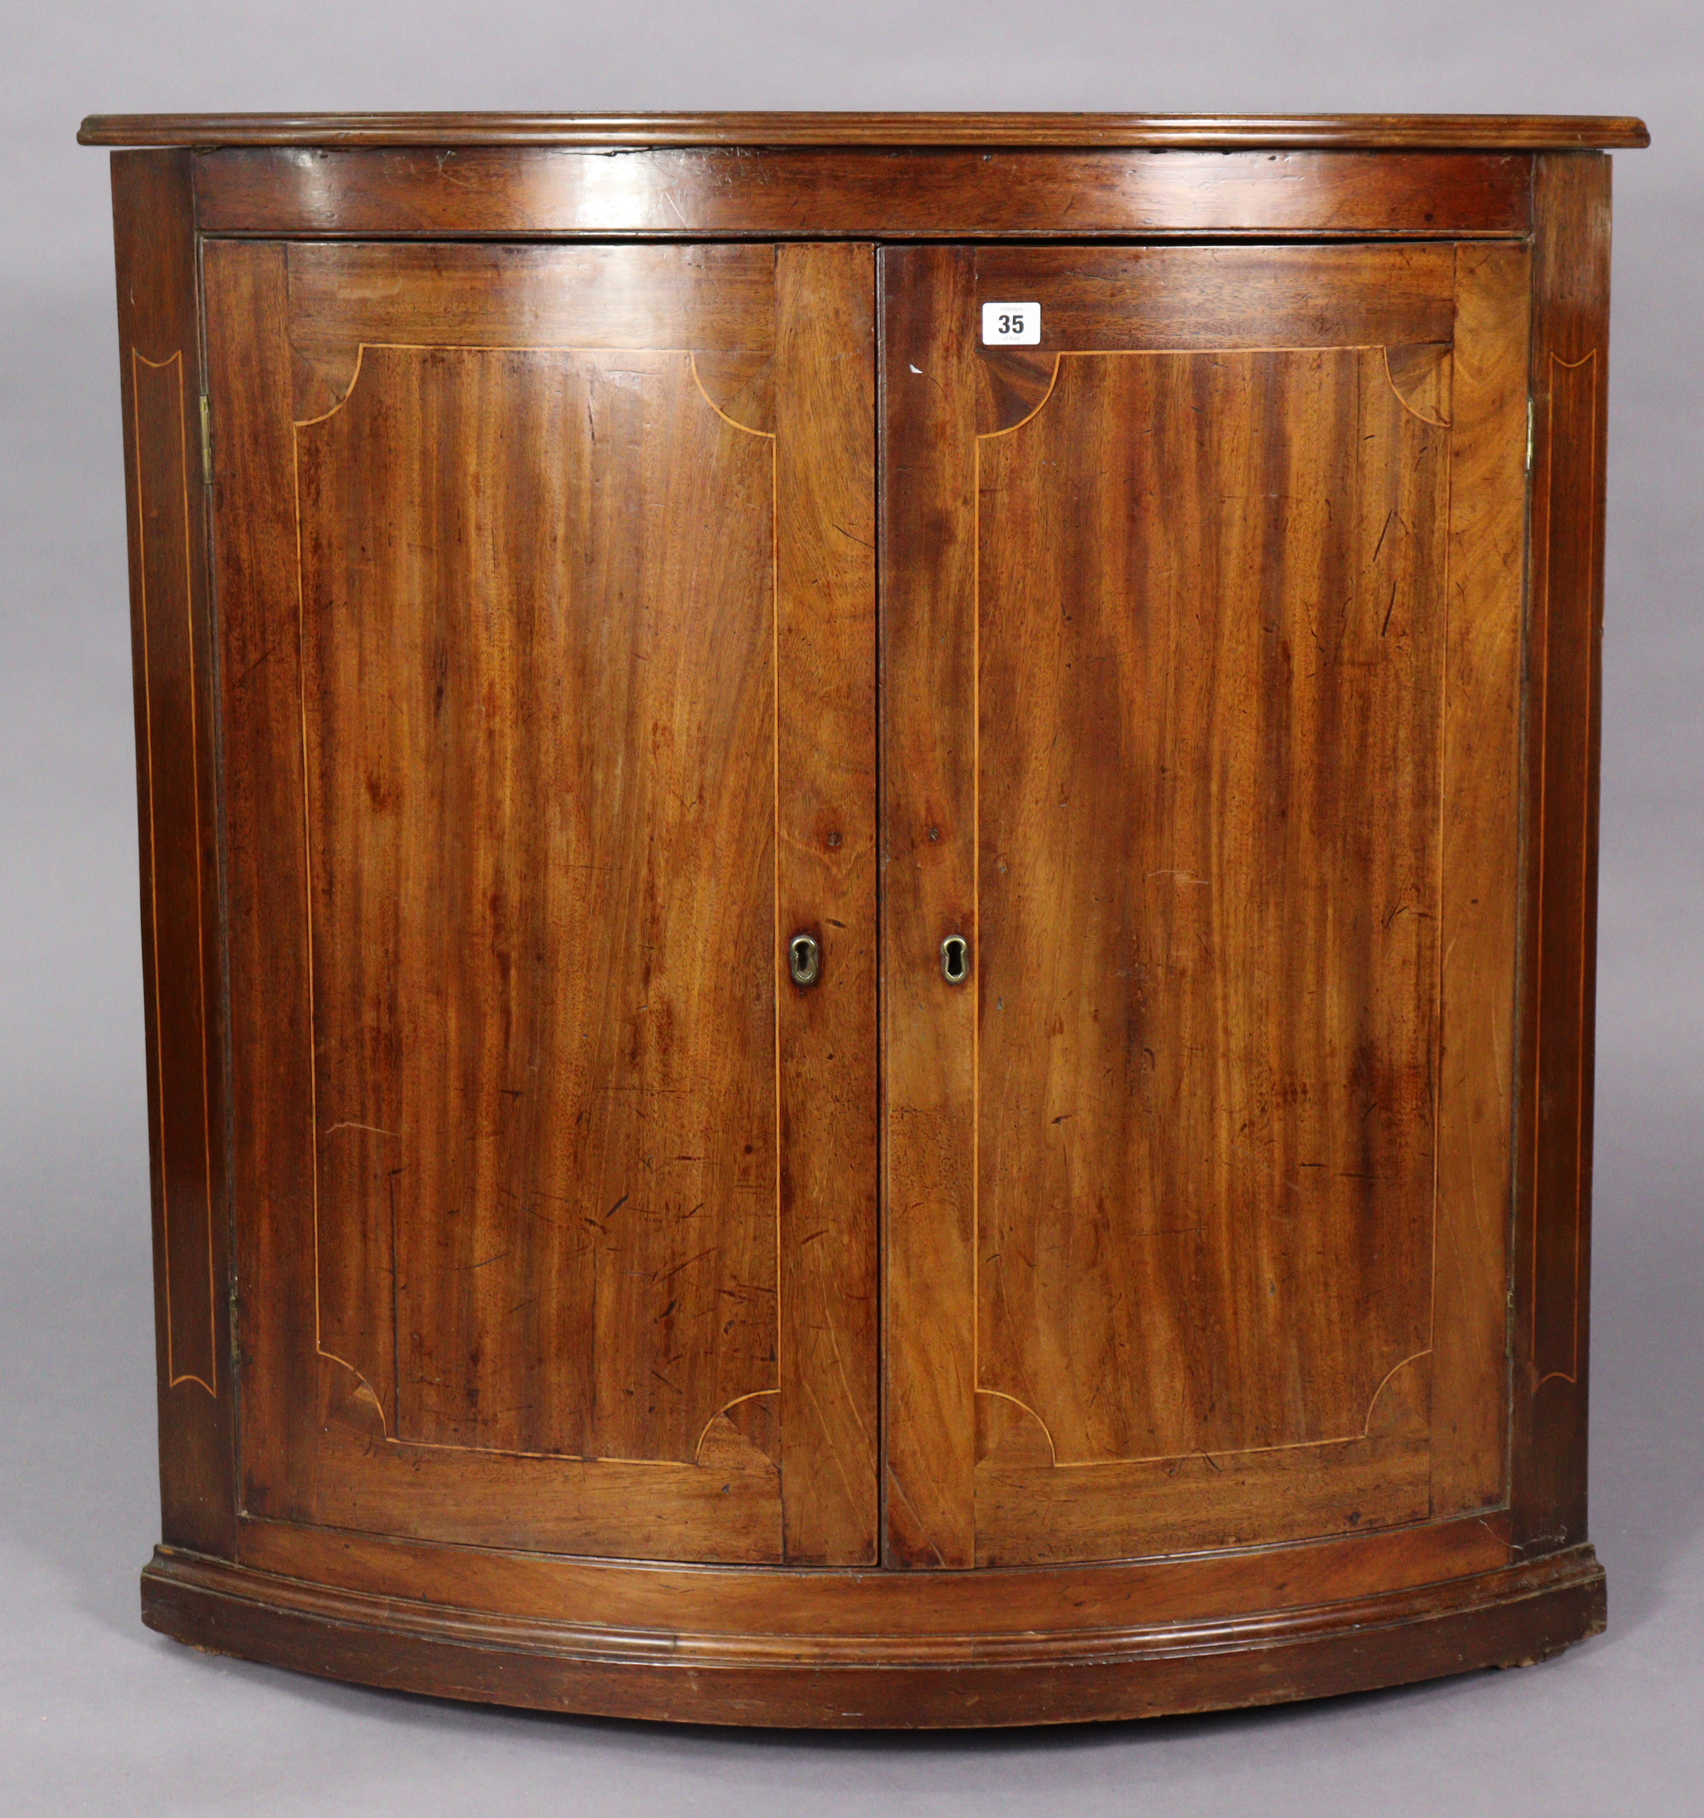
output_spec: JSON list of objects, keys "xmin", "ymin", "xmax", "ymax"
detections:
[
  {"xmin": 881, "ymin": 243, "xmax": 1531, "ymax": 1568},
  {"xmin": 206, "ymin": 240, "xmax": 878, "ymax": 1566}
]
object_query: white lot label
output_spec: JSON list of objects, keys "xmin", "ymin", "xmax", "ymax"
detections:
[{"xmin": 981, "ymin": 302, "xmax": 1041, "ymax": 346}]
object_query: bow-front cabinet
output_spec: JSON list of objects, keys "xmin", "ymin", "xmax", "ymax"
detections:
[{"xmin": 81, "ymin": 110, "xmax": 1647, "ymax": 1727}]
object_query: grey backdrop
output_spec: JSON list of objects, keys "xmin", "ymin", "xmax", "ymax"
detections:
[{"xmin": 3, "ymin": 5, "xmax": 1699, "ymax": 1813}]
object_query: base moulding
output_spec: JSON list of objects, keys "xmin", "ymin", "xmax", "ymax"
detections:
[{"xmin": 141, "ymin": 1541, "xmax": 1606, "ymax": 1729}]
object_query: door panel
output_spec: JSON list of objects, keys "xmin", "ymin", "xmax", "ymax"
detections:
[
  {"xmin": 977, "ymin": 343, "xmax": 1445, "ymax": 1465},
  {"xmin": 881, "ymin": 244, "xmax": 1528, "ymax": 1567},
  {"xmin": 210, "ymin": 240, "xmax": 878, "ymax": 1565},
  {"xmin": 301, "ymin": 342, "xmax": 778, "ymax": 1464}
]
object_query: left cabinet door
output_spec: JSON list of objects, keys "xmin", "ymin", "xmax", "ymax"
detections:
[{"xmin": 206, "ymin": 239, "xmax": 879, "ymax": 1566}]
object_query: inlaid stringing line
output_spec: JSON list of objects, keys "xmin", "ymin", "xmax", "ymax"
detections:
[{"xmin": 134, "ymin": 347, "xmax": 217, "ymax": 1397}]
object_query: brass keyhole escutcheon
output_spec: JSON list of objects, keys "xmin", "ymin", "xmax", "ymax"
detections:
[
  {"xmin": 788, "ymin": 932, "xmax": 822, "ymax": 988},
  {"xmin": 941, "ymin": 935, "xmax": 970, "ymax": 985}
]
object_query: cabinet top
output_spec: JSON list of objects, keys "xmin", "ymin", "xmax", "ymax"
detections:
[{"xmin": 78, "ymin": 111, "xmax": 1649, "ymax": 151}]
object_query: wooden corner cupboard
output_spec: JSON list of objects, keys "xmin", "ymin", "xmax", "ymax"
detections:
[{"xmin": 82, "ymin": 110, "xmax": 1648, "ymax": 1728}]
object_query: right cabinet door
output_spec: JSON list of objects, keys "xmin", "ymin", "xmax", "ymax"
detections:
[{"xmin": 881, "ymin": 243, "xmax": 1532, "ymax": 1568}]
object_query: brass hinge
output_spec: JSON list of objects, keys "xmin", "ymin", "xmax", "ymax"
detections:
[{"xmin": 199, "ymin": 393, "xmax": 213, "ymax": 487}]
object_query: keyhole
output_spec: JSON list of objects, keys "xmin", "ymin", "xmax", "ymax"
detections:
[
  {"xmin": 788, "ymin": 932, "xmax": 822, "ymax": 988},
  {"xmin": 941, "ymin": 935, "xmax": 969, "ymax": 985}
]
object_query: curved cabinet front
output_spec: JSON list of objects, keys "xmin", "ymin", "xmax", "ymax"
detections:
[
  {"xmin": 204, "ymin": 236, "xmax": 880, "ymax": 1572},
  {"xmin": 96, "ymin": 116, "xmax": 1630, "ymax": 1727}
]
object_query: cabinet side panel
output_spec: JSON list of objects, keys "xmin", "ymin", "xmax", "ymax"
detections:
[
  {"xmin": 111, "ymin": 149, "xmax": 236, "ymax": 1556},
  {"xmin": 1513, "ymin": 153, "xmax": 1612, "ymax": 1550},
  {"xmin": 879, "ymin": 247, "xmax": 980, "ymax": 1568},
  {"xmin": 773, "ymin": 245, "xmax": 881, "ymax": 1565},
  {"xmin": 1431, "ymin": 245, "xmax": 1530, "ymax": 1517}
]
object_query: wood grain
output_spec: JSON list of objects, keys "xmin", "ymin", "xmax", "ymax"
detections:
[
  {"xmin": 1430, "ymin": 243, "xmax": 1530, "ymax": 1517},
  {"xmin": 294, "ymin": 1356, "xmax": 784, "ymax": 1558},
  {"xmin": 971, "ymin": 244, "xmax": 1458, "ymax": 347},
  {"xmin": 201, "ymin": 240, "xmax": 308, "ymax": 1528},
  {"xmin": 207, "ymin": 237, "xmax": 878, "ymax": 1564},
  {"xmin": 284, "ymin": 242, "xmax": 775, "ymax": 416},
  {"xmin": 111, "ymin": 149, "xmax": 235, "ymax": 1558},
  {"xmin": 130, "ymin": 351, "xmax": 217, "ymax": 1395},
  {"xmin": 297, "ymin": 340, "xmax": 778, "ymax": 1466},
  {"xmin": 772, "ymin": 245, "xmax": 880, "ymax": 1564},
  {"xmin": 141, "ymin": 1541, "xmax": 1607, "ymax": 1728},
  {"xmin": 977, "ymin": 1425, "xmax": 1432, "ymax": 1566},
  {"xmin": 884, "ymin": 242, "xmax": 1535, "ymax": 1569},
  {"xmin": 79, "ymin": 111, "xmax": 1650, "ymax": 149},
  {"xmin": 100, "ymin": 124, "xmax": 1632, "ymax": 1722},
  {"xmin": 975, "ymin": 343, "xmax": 1446, "ymax": 1480},
  {"xmin": 188, "ymin": 147, "xmax": 1534, "ymax": 242},
  {"xmin": 1513, "ymin": 153, "xmax": 1614, "ymax": 1552},
  {"xmin": 235, "ymin": 1509, "xmax": 1515, "ymax": 1634},
  {"xmin": 879, "ymin": 247, "xmax": 980, "ymax": 1569}
]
